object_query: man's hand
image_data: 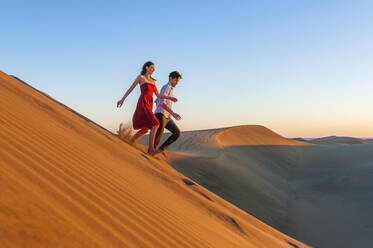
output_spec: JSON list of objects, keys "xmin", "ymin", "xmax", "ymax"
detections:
[
  {"xmin": 172, "ymin": 112, "xmax": 181, "ymax": 121},
  {"xmin": 170, "ymin": 97, "xmax": 178, "ymax": 102}
]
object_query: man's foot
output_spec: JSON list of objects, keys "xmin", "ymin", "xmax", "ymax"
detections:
[
  {"xmin": 152, "ymin": 149, "xmax": 163, "ymax": 156},
  {"xmin": 159, "ymin": 149, "xmax": 168, "ymax": 158}
]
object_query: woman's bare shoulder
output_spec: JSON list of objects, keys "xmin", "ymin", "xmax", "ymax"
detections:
[{"xmin": 137, "ymin": 75, "xmax": 146, "ymax": 83}]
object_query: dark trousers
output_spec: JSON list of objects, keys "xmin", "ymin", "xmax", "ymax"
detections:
[{"xmin": 154, "ymin": 113, "xmax": 181, "ymax": 151}]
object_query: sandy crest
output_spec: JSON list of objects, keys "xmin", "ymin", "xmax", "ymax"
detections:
[
  {"xmin": 0, "ymin": 70, "xmax": 310, "ymax": 248},
  {"xmin": 216, "ymin": 125, "xmax": 310, "ymax": 147}
]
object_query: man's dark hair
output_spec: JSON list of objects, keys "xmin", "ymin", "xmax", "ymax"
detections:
[{"xmin": 169, "ymin": 71, "xmax": 182, "ymax": 79}]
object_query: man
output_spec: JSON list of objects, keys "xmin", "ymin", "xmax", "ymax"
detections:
[{"xmin": 154, "ymin": 71, "xmax": 182, "ymax": 156}]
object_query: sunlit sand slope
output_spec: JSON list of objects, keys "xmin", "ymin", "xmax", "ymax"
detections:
[
  {"xmin": 216, "ymin": 125, "xmax": 309, "ymax": 147},
  {"xmin": 0, "ymin": 70, "xmax": 310, "ymax": 248}
]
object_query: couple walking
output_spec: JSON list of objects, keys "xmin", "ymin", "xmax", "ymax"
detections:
[{"xmin": 117, "ymin": 61, "xmax": 182, "ymax": 156}]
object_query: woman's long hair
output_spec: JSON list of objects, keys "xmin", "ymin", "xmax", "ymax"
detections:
[{"xmin": 141, "ymin": 61, "xmax": 156, "ymax": 81}]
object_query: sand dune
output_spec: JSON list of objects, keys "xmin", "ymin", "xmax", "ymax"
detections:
[
  {"xmin": 308, "ymin": 136, "xmax": 367, "ymax": 145},
  {"xmin": 291, "ymin": 138, "xmax": 310, "ymax": 143},
  {"xmin": 0, "ymin": 70, "xmax": 310, "ymax": 247},
  {"xmin": 166, "ymin": 126, "xmax": 373, "ymax": 248},
  {"xmin": 216, "ymin": 125, "xmax": 309, "ymax": 147},
  {"xmin": 163, "ymin": 125, "xmax": 308, "ymax": 157}
]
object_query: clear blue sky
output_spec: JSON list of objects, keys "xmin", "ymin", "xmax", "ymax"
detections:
[{"xmin": 2, "ymin": 0, "xmax": 373, "ymax": 137}]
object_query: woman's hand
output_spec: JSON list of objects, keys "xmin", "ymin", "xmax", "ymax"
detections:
[
  {"xmin": 117, "ymin": 99, "xmax": 124, "ymax": 108},
  {"xmin": 170, "ymin": 97, "xmax": 178, "ymax": 102}
]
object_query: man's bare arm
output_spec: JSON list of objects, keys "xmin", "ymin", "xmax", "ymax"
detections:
[{"xmin": 160, "ymin": 103, "xmax": 181, "ymax": 120}]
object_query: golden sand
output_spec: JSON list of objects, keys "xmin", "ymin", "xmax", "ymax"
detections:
[{"xmin": 0, "ymin": 70, "xmax": 310, "ymax": 247}]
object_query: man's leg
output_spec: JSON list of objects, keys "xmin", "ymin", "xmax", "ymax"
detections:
[
  {"xmin": 154, "ymin": 113, "xmax": 167, "ymax": 149},
  {"xmin": 159, "ymin": 119, "xmax": 181, "ymax": 151}
]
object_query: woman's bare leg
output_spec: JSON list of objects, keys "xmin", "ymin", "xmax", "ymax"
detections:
[
  {"xmin": 130, "ymin": 128, "xmax": 149, "ymax": 143},
  {"xmin": 148, "ymin": 125, "xmax": 159, "ymax": 154}
]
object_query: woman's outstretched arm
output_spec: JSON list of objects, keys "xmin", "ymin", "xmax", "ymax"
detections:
[{"xmin": 117, "ymin": 76, "xmax": 141, "ymax": 107}]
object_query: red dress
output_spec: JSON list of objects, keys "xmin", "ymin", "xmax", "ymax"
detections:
[{"xmin": 132, "ymin": 83, "xmax": 160, "ymax": 130}]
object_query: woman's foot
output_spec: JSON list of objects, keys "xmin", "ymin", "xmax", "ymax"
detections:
[
  {"xmin": 147, "ymin": 148, "xmax": 155, "ymax": 154},
  {"xmin": 148, "ymin": 148, "xmax": 162, "ymax": 156}
]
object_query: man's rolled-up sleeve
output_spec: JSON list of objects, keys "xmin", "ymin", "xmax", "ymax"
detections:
[{"xmin": 156, "ymin": 85, "xmax": 170, "ymax": 107}]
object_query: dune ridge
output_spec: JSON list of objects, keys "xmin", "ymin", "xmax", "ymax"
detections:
[
  {"xmin": 308, "ymin": 136, "xmax": 367, "ymax": 145},
  {"xmin": 160, "ymin": 125, "xmax": 309, "ymax": 158},
  {"xmin": 0, "ymin": 70, "xmax": 309, "ymax": 247},
  {"xmin": 216, "ymin": 125, "xmax": 309, "ymax": 147}
]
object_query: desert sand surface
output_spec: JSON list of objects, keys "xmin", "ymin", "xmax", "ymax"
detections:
[
  {"xmin": 162, "ymin": 126, "xmax": 373, "ymax": 248},
  {"xmin": 0, "ymin": 70, "xmax": 310, "ymax": 247}
]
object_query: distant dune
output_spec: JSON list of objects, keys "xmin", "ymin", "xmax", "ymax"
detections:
[
  {"xmin": 162, "ymin": 125, "xmax": 309, "ymax": 157},
  {"xmin": 0, "ymin": 70, "xmax": 310, "ymax": 247},
  {"xmin": 291, "ymin": 137, "xmax": 310, "ymax": 143},
  {"xmin": 308, "ymin": 136, "xmax": 367, "ymax": 145},
  {"xmin": 216, "ymin": 125, "xmax": 310, "ymax": 147},
  {"xmin": 165, "ymin": 125, "xmax": 373, "ymax": 248}
]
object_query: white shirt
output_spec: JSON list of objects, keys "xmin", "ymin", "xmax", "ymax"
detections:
[{"xmin": 155, "ymin": 82, "xmax": 174, "ymax": 118}]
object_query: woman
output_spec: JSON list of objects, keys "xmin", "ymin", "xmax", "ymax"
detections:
[{"xmin": 117, "ymin": 61, "xmax": 177, "ymax": 155}]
